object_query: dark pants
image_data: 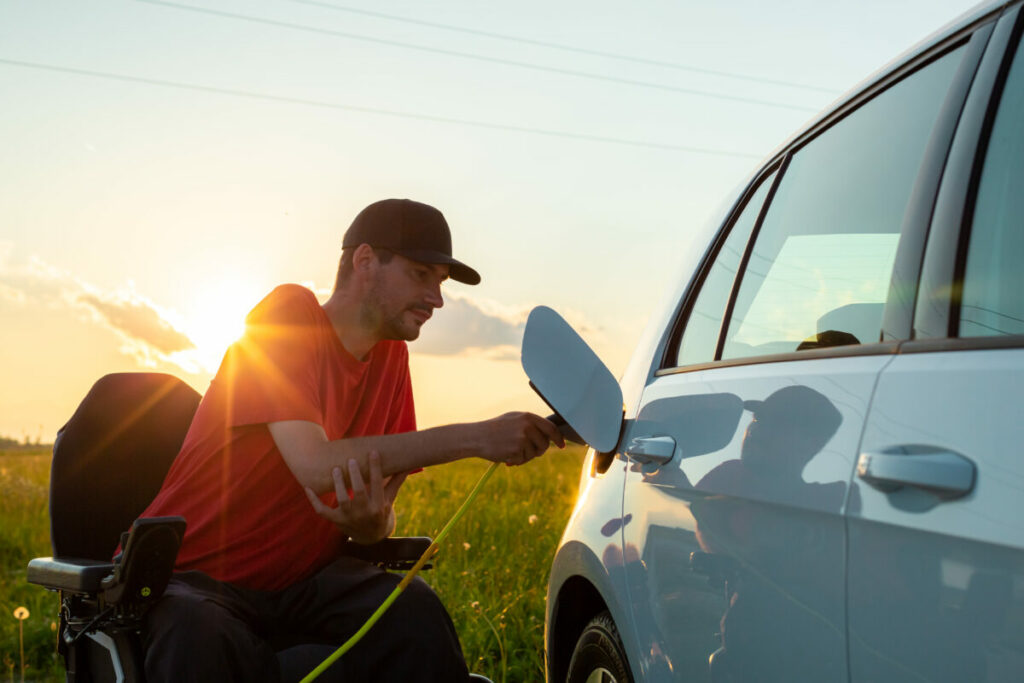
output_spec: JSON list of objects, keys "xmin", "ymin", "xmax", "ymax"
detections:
[{"xmin": 143, "ymin": 556, "xmax": 469, "ymax": 683}]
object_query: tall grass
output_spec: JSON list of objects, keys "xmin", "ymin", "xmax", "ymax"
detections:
[
  {"xmin": 395, "ymin": 446, "xmax": 586, "ymax": 682},
  {"xmin": 0, "ymin": 448, "xmax": 61, "ymax": 682},
  {"xmin": 2, "ymin": 445, "xmax": 586, "ymax": 682}
]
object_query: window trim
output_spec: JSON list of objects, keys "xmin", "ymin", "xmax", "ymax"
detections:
[
  {"xmin": 713, "ymin": 155, "xmax": 791, "ymax": 362},
  {"xmin": 660, "ymin": 159, "xmax": 785, "ymax": 369},
  {"xmin": 899, "ymin": 335, "xmax": 1024, "ymax": 354},
  {"xmin": 951, "ymin": 7, "xmax": 1024, "ymax": 338},
  {"xmin": 766, "ymin": 12, "xmax": 1000, "ymax": 176},
  {"xmin": 656, "ymin": 341, "xmax": 900, "ymax": 378},
  {"xmin": 659, "ymin": 16, "xmax": 1000, "ymax": 374},
  {"xmin": 656, "ymin": 331, "xmax": 1024, "ymax": 378},
  {"xmin": 914, "ymin": 4, "xmax": 1023, "ymax": 340},
  {"xmin": 880, "ymin": 23, "xmax": 996, "ymax": 341}
]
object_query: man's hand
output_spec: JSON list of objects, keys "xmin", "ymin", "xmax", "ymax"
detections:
[
  {"xmin": 304, "ymin": 451, "xmax": 407, "ymax": 544},
  {"xmin": 476, "ymin": 412, "xmax": 566, "ymax": 466}
]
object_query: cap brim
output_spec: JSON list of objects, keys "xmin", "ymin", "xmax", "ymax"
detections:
[
  {"xmin": 742, "ymin": 399, "xmax": 763, "ymax": 413},
  {"xmin": 394, "ymin": 249, "xmax": 481, "ymax": 285}
]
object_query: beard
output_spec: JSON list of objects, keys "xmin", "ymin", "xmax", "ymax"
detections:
[{"xmin": 360, "ymin": 275, "xmax": 425, "ymax": 341}]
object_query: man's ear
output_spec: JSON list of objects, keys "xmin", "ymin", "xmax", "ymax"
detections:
[{"xmin": 350, "ymin": 243, "xmax": 378, "ymax": 276}]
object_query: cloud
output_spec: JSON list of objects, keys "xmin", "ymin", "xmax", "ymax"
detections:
[
  {"xmin": 409, "ymin": 292, "xmax": 602, "ymax": 361},
  {"xmin": 306, "ymin": 282, "xmax": 527, "ymax": 359},
  {"xmin": 413, "ymin": 293, "xmax": 602, "ymax": 361},
  {"xmin": 411, "ymin": 293, "xmax": 526, "ymax": 359},
  {"xmin": 0, "ymin": 250, "xmax": 68, "ymax": 306},
  {"xmin": 0, "ymin": 245, "xmax": 600, "ymax": 370},
  {"xmin": 77, "ymin": 293, "xmax": 195, "ymax": 354},
  {"xmin": 0, "ymin": 249, "xmax": 196, "ymax": 367},
  {"xmin": 0, "ymin": 281, "xmax": 25, "ymax": 304},
  {"xmin": 301, "ymin": 280, "xmax": 333, "ymax": 301}
]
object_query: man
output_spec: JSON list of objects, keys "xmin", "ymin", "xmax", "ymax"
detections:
[{"xmin": 139, "ymin": 199, "xmax": 564, "ymax": 682}]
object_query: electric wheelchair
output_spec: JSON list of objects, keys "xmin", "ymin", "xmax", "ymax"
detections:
[{"xmin": 26, "ymin": 372, "xmax": 433, "ymax": 683}]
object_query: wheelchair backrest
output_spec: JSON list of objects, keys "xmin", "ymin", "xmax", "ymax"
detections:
[{"xmin": 50, "ymin": 373, "xmax": 200, "ymax": 560}]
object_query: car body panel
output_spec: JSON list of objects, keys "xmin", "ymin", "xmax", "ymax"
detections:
[
  {"xmin": 545, "ymin": 179, "xmax": 752, "ymax": 681},
  {"xmin": 620, "ymin": 355, "xmax": 892, "ymax": 681},
  {"xmin": 546, "ymin": 449, "xmax": 638, "ymax": 678},
  {"xmin": 848, "ymin": 349, "xmax": 1024, "ymax": 681}
]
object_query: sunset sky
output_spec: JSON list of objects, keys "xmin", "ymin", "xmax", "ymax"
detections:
[{"xmin": 1, "ymin": 0, "xmax": 981, "ymax": 442}]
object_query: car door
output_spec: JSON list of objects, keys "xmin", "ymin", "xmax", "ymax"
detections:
[
  {"xmin": 617, "ymin": 28, "xmax": 985, "ymax": 682},
  {"xmin": 848, "ymin": 7, "xmax": 1024, "ymax": 682}
]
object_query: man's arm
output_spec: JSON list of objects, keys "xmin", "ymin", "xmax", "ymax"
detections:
[
  {"xmin": 269, "ymin": 412, "xmax": 564, "ymax": 495},
  {"xmin": 304, "ymin": 451, "xmax": 405, "ymax": 544}
]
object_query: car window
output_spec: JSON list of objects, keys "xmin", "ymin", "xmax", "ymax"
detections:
[
  {"xmin": 959, "ymin": 34, "xmax": 1024, "ymax": 337},
  {"xmin": 720, "ymin": 46, "xmax": 965, "ymax": 360},
  {"xmin": 674, "ymin": 169, "xmax": 777, "ymax": 367}
]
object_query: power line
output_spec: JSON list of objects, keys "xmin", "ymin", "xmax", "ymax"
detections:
[
  {"xmin": 274, "ymin": 0, "xmax": 837, "ymax": 94},
  {"xmin": 0, "ymin": 57, "xmax": 762, "ymax": 159},
  {"xmin": 136, "ymin": 0, "xmax": 818, "ymax": 114}
]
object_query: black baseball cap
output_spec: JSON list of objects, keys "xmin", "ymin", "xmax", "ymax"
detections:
[{"xmin": 342, "ymin": 199, "xmax": 481, "ymax": 285}]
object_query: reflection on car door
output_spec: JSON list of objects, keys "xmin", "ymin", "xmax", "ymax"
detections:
[
  {"xmin": 848, "ymin": 16, "xmax": 1024, "ymax": 681},
  {"xmin": 621, "ymin": 361, "xmax": 883, "ymax": 682},
  {"xmin": 619, "ymin": 42, "xmax": 969, "ymax": 682}
]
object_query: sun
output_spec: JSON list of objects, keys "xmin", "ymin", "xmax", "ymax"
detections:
[{"xmin": 182, "ymin": 276, "xmax": 264, "ymax": 373}]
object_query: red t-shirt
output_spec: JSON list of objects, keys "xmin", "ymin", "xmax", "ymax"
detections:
[{"xmin": 140, "ymin": 284, "xmax": 416, "ymax": 591}]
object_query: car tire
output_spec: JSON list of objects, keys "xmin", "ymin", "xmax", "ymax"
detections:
[{"xmin": 566, "ymin": 611, "xmax": 633, "ymax": 683}]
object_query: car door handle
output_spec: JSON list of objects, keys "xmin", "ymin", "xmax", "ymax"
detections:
[
  {"xmin": 857, "ymin": 448, "xmax": 975, "ymax": 499},
  {"xmin": 625, "ymin": 435, "xmax": 676, "ymax": 465}
]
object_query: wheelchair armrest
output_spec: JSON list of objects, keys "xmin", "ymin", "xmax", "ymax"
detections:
[
  {"xmin": 101, "ymin": 516, "xmax": 186, "ymax": 605},
  {"xmin": 339, "ymin": 536, "xmax": 434, "ymax": 570},
  {"xmin": 27, "ymin": 557, "xmax": 115, "ymax": 593}
]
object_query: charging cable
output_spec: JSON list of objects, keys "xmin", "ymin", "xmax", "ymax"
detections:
[{"xmin": 300, "ymin": 461, "xmax": 501, "ymax": 683}]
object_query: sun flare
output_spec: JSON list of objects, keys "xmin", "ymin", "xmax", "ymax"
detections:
[{"xmin": 182, "ymin": 276, "xmax": 264, "ymax": 373}]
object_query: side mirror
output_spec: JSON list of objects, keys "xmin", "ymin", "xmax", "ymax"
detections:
[{"xmin": 521, "ymin": 306, "xmax": 624, "ymax": 453}]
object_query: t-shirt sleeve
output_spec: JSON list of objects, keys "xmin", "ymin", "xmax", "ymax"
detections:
[{"xmin": 218, "ymin": 285, "xmax": 323, "ymax": 428}]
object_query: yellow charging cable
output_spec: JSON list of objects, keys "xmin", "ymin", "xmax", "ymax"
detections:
[{"xmin": 300, "ymin": 461, "xmax": 501, "ymax": 683}]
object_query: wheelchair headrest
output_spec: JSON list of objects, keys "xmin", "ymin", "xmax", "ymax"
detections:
[{"xmin": 50, "ymin": 373, "xmax": 201, "ymax": 560}]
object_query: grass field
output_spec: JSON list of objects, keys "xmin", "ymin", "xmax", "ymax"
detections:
[
  {"xmin": 0, "ymin": 448, "xmax": 61, "ymax": 683},
  {"xmin": 1, "ymin": 444, "xmax": 587, "ymax": 682}
]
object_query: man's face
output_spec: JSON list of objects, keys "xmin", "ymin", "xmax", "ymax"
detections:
[{"xmin": 361, "ymin": 252, "xmax": 448, "ymax": 341}]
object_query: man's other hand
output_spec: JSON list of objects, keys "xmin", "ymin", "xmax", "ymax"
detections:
[
  {"xmin": 304, "ymin": 450, "xmax": 407, "ymax": 544},
  {"xmin": 477, "ymin": 412, "xmax": 566, "ymax": 466}
]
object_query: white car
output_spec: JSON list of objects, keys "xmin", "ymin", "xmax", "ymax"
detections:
[{"xmin": 540, "ymin": 1, "xmax": 1024, "ymax": 680}]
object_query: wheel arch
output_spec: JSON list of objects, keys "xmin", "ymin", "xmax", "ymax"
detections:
[{"xmin": 548, "ymin": 575, "xmax": 609, "ymax": 683}]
